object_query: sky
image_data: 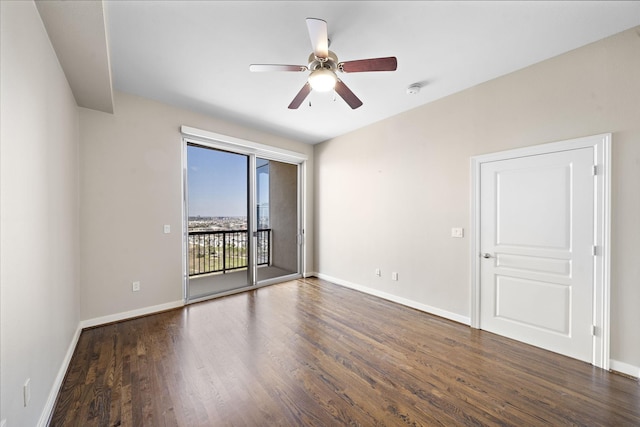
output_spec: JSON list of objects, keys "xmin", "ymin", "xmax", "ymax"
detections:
[
  {"xmin": 187, "ymin": 145, "xmax": 248, "ymax": 217},
  {"xmin": 187, "ymin": 145, "xmax": 269, "ymax": 217}
]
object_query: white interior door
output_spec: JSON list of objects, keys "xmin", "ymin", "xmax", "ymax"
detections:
[{"xmin": 480, "ymin": 147, "xmax": 595, "ymax": 363}]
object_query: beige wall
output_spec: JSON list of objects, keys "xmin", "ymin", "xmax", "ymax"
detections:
[
  {"xmin": 314, "ymin": 27, "xmax": 640, "ymax": 369},
  {"xmin": 79, "ymin": 91, "xmax": 314, "ymax": 321},
  {"xmin": 1, "ymin": 2, "xmax": 81, "ymax": 425}
]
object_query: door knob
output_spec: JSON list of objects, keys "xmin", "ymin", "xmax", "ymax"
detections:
[{"xmin": 482, "ymin": 253, "xmax": 493, "ymax": 259}]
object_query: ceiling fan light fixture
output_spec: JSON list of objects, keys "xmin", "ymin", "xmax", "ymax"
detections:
[
  {"xmin": 308, "ymin": 68, "xmax": 337, "ymax": 92},
  {"xmin": 249, "ymin": 18, "xmax": 395, "ymax": 109}
]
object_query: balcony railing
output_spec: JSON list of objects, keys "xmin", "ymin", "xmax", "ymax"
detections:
[{"xmin": 188, "ymin": 229, "xmax": 270, "ymax": 277}]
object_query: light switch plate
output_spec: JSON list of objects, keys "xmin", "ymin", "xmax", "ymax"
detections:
[
  {"xmin": 451, "ymin": 227, "xmax": 464, "ymax": 238},
  {"xmin": 163, "ymin": 224, "xmax": 171, "ymax": 234}
]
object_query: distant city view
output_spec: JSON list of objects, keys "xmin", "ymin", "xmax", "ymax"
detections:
[
  {"xmin": 188, "ymin": 209, "xmax": 269, "ymax": 232},
  {"xmin": 189, "ymin": 216, "xmax": 247, "ymax": 231}
]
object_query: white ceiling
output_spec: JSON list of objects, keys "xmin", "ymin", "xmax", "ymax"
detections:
[{"xmin": 98, "ymin": 1, "xmax": 640, "ymax": 144}]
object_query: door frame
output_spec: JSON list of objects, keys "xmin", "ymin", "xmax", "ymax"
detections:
[
  {"xmin": 180, "ymin": 125, "xmax": 308, "ymax": 303},
  {"xmin": 470, "ymin": 134, "xmax": 611, "ymax": 369}
]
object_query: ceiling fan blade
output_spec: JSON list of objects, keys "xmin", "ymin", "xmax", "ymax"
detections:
[
  {"xmin": 288, "ymin": 82, "xmax": 312, "ymax": 109},
  {"xmin": 306, "ymin": 18, "xmax": 329, "ymax": 59},
  {"xmin": 334, "ymin": 79, "xmax": 363, "ymax": 109},
  {"xmin": 339, "ymin": 56, "xmax": 398, "ymax": 73},
  {"xmin": 250, "ymin": 64, "xmax": 307, "ymax": 72}
]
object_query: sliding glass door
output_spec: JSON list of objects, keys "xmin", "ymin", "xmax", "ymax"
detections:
[
  {"xmin": 184, "ymin": 139, "xmax": 303, "ymax": 302},
  {"xmin": 256, "ymin": 158, "xmax": 299, "ymax": 284},
  {"xmin": 186, "ymin": 144, "xmax": 251, "ymax": 299}
]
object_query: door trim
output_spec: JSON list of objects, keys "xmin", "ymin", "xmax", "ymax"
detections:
[
  {"xmin": 181, "ymin": 125, "xmax": 308, "ymax": 163},
  {"xmin": 470, "ymin": 134, "xmax": 611, "ymax": 369}
]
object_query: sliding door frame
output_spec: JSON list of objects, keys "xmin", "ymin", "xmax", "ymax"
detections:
[{"xmin": 181, "ymin": 126, "xmax": 307, "ymax": 303}]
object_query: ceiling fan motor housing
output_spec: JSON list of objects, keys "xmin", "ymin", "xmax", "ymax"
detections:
[{"xmin": 308, "ymin": 51, "xmax": 339, "ymax": 71}]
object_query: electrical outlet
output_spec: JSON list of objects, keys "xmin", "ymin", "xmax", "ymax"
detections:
[
  {"xmin": 24, "ymin": 378, "xmax": 31, "ymax": 407},
  {"xmin": 132, "ymin": 281, "xmax": 141, "ymax": 292},
  {"xmin": 375, "ymin": 268, "xmax": 381, "ymax": 277},
  {"xmin": 163, "ymin": 224, "xmax": 171, "ymax": 234},
  {"xmin": 391, "ymin": 272, "xmax": 398, "ymax": 281}
]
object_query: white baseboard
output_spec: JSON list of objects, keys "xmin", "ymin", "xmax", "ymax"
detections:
[
  {"xmin": 80, "ymin": 300, "xmax": 184, "ymax": 329},
  {"xmin": 610, "ymin": 359, "xmax": 640, "ymax": 379},
  {"xmin": 315, "ymin": 273, "xmax": 471, "ymax": 325},
  {"xmin": 37, "ymin": 324, "xmax": 82, "ymax": 427}
]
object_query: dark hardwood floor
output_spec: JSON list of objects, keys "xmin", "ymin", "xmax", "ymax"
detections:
[{"xmin": 50, "ymin": 277, "xmax": 640, "ymax": 426}]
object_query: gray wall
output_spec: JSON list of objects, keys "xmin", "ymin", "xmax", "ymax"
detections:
[
  {"xmin": 1, "ymin": 2, "xmax": 81, "ymax": 425},
  {"xmin": 314, "ymin": 26, "xmax": 640, "ymax": 371}
]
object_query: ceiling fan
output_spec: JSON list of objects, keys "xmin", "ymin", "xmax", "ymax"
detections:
[{"xmin": 249, "ymin": 18, "xmax": 397, "ymax": 110}]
